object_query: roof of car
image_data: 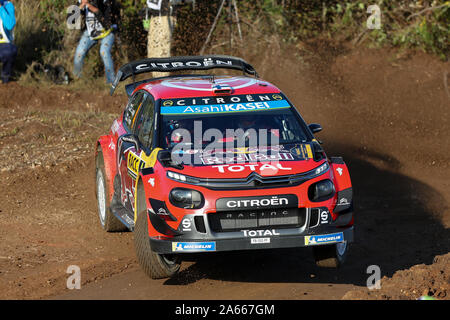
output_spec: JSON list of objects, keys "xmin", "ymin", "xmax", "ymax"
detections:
[{"xmin": 133, "ymin": 75, "xmax": 282, "ymax": 100}]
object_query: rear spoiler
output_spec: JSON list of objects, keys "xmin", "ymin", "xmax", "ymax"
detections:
[{"xmin": 110, "ymin": 55, "xmax": 258, "ymax": 95}]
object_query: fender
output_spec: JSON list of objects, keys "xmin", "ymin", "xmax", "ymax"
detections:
[
  {"xmin": 135, "ymin": 148, "xmax": 174, "ymax": 238},
  {"xmin": 134, "ymin": 148, "xmax": 163, "ymax": 222},
  {"xmin": 330, "ymin": 158, "xmax": 352, "ymax": 191},
  {"xmin": 96, "ymin": 135, "xmax": 117, "ymax": 201},
  {"xmin": 330, "ymin": 157, "xmax": 353, "ymax": 226}
]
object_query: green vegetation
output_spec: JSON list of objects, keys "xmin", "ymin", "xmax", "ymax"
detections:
[
  {"xmin": 233, "ymin": 0, "xmax": 449, "ymax": 59},
  {"xmin": 10, "ymin": 0, "xmax": 449, "ymax": 84}
]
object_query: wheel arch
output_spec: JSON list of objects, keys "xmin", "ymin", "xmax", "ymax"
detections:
[
  {"xmin": 96, "ymin": 135, "xmax": 118, "ymax": 201},
  {"xmin": 133, "ymin": 148, "xmax": 163, "ymax": 222},
  {"xmin": 330, "ymin": 158, "xmax": 352, "ymax": 191},
  {"xmin": 134, "ymin": 175, "xmax": 147, "ymax": 222}
]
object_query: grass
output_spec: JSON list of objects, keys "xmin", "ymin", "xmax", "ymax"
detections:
[
  {"xmin": 9, "ymin": 0, "xmax": 450, "ymax": 87},
  {"xmin": 13, "ymin": 0, "xmax": 64, "ymax": 75},
  {"xmin": 29, "ymin": 109, "xmax": 116, "ymax": 132},
  {"xmin": 207, "ymin": 0, "xmax": 449, "ymax": 60},
  {"xmin": 0, "ymin": 127, "xmax": 20, "ymax": 139}
]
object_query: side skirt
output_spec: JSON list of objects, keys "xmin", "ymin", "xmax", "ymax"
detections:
[{"xmin": 110, "ymin": 202, "xmax": 135, "ymax": 231}]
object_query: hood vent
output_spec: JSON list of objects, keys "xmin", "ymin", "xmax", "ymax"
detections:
[{"xmin": 212, "ymin": 84, "xmax": 233, "ymax": 95}]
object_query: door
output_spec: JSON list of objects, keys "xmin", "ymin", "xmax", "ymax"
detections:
[
  {"xmin": 118, "ymin": 91, "xmax": 147, "ymax": 212},
  {"xmin": 118, "ymin": 91, "xmax": 156, "ymax": 214}
]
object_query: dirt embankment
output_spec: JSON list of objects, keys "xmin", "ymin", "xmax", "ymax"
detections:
[
  {"xmin": 0, "ymin": 42, "xmax": 449, "ymax": 300},
  {"xmin": 343, "ymin": 253, "xmax": 449, "ymax": 300}
]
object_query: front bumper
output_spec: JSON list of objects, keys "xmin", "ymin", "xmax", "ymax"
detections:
[{"xmin": 150, "ymin": 226, "xmax": 354, "ymax": 254}]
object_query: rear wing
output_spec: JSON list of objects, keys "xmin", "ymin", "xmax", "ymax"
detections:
[{"xmin": 110, "ymin": 55, "xmax": 258, "ymax": 95}]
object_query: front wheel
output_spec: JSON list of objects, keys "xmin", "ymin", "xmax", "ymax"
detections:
[
  {"xmin": 134, "ymin": 210, "xmax": 181, "ymax": 279},
  {"xmin": 313, "ymin": 241, "xmax": 348, "ymax": 268}
]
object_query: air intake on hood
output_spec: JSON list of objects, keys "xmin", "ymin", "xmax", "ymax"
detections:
[{"xmin": 212, "ymin": 84, "xmax": 233, "ymax": 95}]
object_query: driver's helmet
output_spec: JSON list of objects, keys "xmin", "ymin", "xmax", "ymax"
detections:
[
  {"xmin": 238, "ymin": 114, "xmax": 258, "ymax": 130},
  {"xmin": 168, "ymin": 119, "xmax": 194, "ymax": 144}
]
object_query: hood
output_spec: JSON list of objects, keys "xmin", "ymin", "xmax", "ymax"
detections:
[{"xmin": 169, "ymin": 143, "xmax": 325, "ymax": 179}]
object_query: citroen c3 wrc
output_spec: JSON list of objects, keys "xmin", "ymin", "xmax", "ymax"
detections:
[{"xmin": 95, "ymin": 55, "xmax": 354, "ymax": 279}]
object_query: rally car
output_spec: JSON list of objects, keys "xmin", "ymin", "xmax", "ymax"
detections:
[{"xmin": 95, "ymin": 55, "xmax": 354, "ymax": 279}]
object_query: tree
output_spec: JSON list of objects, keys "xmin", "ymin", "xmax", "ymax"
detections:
[{"xmin": 146, "ymin": 0, "xmax": 174, "ymax": 77}]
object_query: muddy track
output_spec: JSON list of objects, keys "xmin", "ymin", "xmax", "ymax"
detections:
[{"xmin": 0, "ymin": 43, "xmax": 448, "ymax": 300}]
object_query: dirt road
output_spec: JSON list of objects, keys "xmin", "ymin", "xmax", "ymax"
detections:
[{"xmin": 1, "ymin": 43, "xmax": 448, "ymax": 300}]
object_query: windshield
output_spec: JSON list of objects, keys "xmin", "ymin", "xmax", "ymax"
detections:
[{"xmin": 159, "ymin": 107, "xmax": 309, "ymax": 150}]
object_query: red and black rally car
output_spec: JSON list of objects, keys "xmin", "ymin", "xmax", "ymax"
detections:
[{"xmin": 95, "ymin": 55, "xmax": 354, "ymax": 279}]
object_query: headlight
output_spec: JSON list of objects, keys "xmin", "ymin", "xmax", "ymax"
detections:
[
  {"xmin": 167, "ymin": 171, "xmax": 187, "ymax": 182},
  {"xmin": 308, "ymin": 179, "xmax": 335, "ymax": 202},
  {"xmin": 314, "ymin": 162, "xmax": 329, "ymax": 176},
  {"xmin": 169, "ymin": 188, "xmax": 204, "ymax": 209},
  {"xmin": 167, "ymin": 171, "xmax": 200, "ymax": 184}
]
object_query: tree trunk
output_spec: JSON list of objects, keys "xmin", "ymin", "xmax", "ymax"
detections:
[{"xmin": 147, "ymin": 0, "xmax": 175, "ymax": 77}]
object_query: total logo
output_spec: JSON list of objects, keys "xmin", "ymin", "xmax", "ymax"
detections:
[
  {"xmin": 242, "ymin": 229, "xmax": 280, "ymax": 237},
  {"xmin": 212, "ymin": 163, "xmax": 291, "ymax": 173}
]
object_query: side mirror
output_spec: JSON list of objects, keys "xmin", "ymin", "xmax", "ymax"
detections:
[
  {"xmin": 158, "ymin": 149, "xmax": 172, "ymax": 162},
  {"xmin": 119, "ymin": 134, "xmax": 139, "ymax": 150},
  {"xmin": 157, "ymin": 149, "xmax": 184, "ymax": 170},
  {"xmin": 308, "ymin": 123, "xmax": 323, "ymax": 134}
]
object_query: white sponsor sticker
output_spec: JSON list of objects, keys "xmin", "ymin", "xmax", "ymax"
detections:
[
  {"xmin": 251, "ymin": 238, "xmax": 270, "ymax": 244},
  {"xmin": 182, "ymin": 218, "xmax": 192, "ymax": 232}
]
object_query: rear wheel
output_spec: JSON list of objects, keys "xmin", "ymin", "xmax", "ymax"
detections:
[
  {"xmin": 313, "ymin": 241, "xmax": 348, "ymax": 268},
  {"xmin": 134, "ymin": 209, "xmax": 181, "ymax": 279},
  {"xmin": 95, "ymin": 149, "xmax": 127, "ymax": 232}
]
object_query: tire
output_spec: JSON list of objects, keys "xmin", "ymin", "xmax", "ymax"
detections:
[
  {"xmin": 313, "ymin": 241, "xmax": 348, "ymax": 268},
  {"xmin": 95, "ymin": 149, "xmax": 127, "ymax": 232},
  {"xmin": 134, "ymin": 209, "xmax": 181, "ymax": 279}
]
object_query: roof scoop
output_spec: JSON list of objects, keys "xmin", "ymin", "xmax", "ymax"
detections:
[{"xmin": 212, "ymin": 84, "xmax": 233, "ymax": 95}]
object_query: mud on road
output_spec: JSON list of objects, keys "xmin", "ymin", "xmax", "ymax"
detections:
[{"xmin": 0, "ymin": 43, "xmax": 449, "ymax": 300}]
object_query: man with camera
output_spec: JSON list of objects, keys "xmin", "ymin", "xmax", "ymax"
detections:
[{"xmin": 73, "ymin": 0, "xmax": 120, "ymax": 84}]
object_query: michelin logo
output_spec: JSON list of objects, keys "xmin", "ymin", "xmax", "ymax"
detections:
[
  {"xmin": 172, "ymin": 242, "xmax": 216, "ymax": 252},
  {"xmin": 304, "ymin": 232, "xmax": 344, "ymax": 246}
]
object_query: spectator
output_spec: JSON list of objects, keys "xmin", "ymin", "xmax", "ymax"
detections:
[
  {"xmin": 73, "ymin": 0, "xmax": 120, "ymax": 84},
  {"xmin": 0, "ymin": 0, "xmax": 17, "ymax": 84}
]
